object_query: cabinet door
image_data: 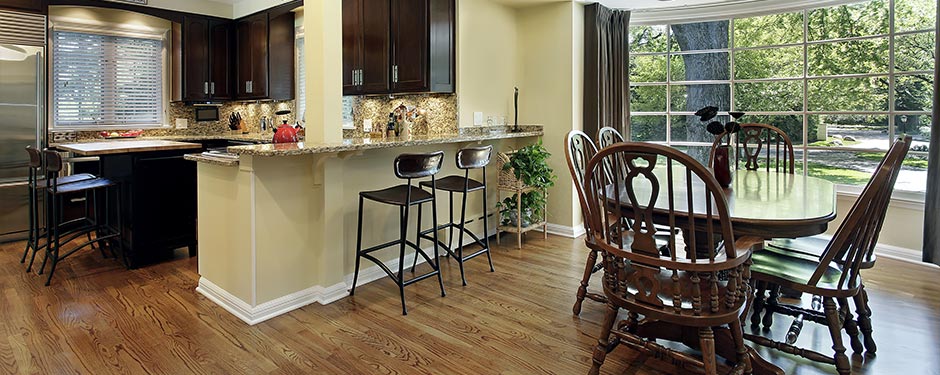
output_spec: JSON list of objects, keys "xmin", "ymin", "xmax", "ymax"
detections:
[
  {"xmin": 248, "ymin": 14, "xmax": 269, "ymax": 98},
  {"xmin": 235, "ymin": 20, "xmax": 251, "ymax": 97},
  {"xmin": 390, "ymin": 0, "xmax": 428, "ymax": 93},
  {"xmin": 360, "ymin": 0, "xmax": 390, "ymax": 94},
  {"xmin": 182, "ymin": 16, "xmax": 210, "ymax": 101},
  {"xmin": 0, "ymin": 0, "xmax": 44, "ymax": 13},
  {"xmin": 209, "ymin": 20, "xmax": 233, "ymax": 100},
  {"xmin": 342, "ymin": 0, "xmax": 362, "ymax": 95}
]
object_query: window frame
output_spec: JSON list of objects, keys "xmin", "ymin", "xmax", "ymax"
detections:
[
  {"xmin": 48, "ymin": 18, "xmax": 170, "ymax": 130},
  {"xmin": 628, "ymin": 0, "xmax": 934, "ymax": 198}
]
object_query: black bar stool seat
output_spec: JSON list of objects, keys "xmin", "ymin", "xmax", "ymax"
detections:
[
  {"xmin": 34, "ymin": 173, "xmax": 96, "ymax": 188},
  {"xmin": 422, "ymin": 175, "xmax": 485, "ymax": 193},
  {"xmin": 351, "ymin": 151, "xmax": 447, "ymax": 315},
  {"xmin": 50, "ymin": 177, "xmax": 117, "ymax": 194},
  {"xmin": 415, "ymin": 145, "xmax": 495, "ymax": 286},
  {"xmin": 361, "ymin": 185, "xmax": 434, "ymax": 206}
]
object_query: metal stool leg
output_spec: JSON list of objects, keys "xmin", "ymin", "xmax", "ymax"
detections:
[
  {"xmin": 482, "ymin": 174, "xmax": 494, "ymax": 272},
  {"xmin": 431, "ymin": 187, "xmax": 445, "ymax": 298},
  {"xmin": 398, "ymin": 205, "xmax": 408, "ymax": 315},
  {"xmin": 455, "ymin": 187, "xmax": 468, "ymax": 286},
  {"xmin": 411, "ymin": 202, "xmax": 423, "ymax": 273},
  {"xmin": 351, "ymin": 196, "xmax": 364, "ymax": 295}
]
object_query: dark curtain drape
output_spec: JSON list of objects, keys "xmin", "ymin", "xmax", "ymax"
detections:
[
  {"xmin": 924, "ymin": 0, "xmax": 940, "ymax": 265},
  {"xmin": 583, "ymin": 4, "xmax": 630, "ymax": 141}
]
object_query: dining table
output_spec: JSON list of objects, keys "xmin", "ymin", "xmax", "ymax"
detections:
[{"xmin": 604, "ymin": 167, "xmax": 837, "ymax": 375}]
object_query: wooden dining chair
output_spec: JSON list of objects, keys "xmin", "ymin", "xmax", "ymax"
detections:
[
  {"xmin": 596, "ymin": 126, "xmax": 625, "ymax": 149},
  {"xmin": 564, "ymin": 130, "xmax": 606, "ymax": 315},
  {"xmin": 745, "ymin": 136, "xmax": 910, "ymax": 375},
  {"xmin": 708, "ymin": 123, "xmax": 796, "ymax": 174},
  {"xmin": 756, "ymin": 136, "xmax": 911, "ymax": 356},
  {"xmin": 582, "ymin": 142, "xmax": 760, "ymax": 375}
]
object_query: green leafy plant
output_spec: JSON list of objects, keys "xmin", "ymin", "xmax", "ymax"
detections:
[{"xmin": 496, "ymin": 140, "xmax": 556, "ymax": 225}]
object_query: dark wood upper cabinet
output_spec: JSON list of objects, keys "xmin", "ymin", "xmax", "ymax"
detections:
[
  {"xmin": 0, "ymin": 0, "xmax": 45, "ymax": 13},
  {"xmin": 181, "ymin": 16, "xmax": 232, "ymax": 101},
  {"xmin": 342, "ymin": 0, "xmax": 454, "ymax": 95},
  {"xmin": 234, "ymin": 11, "xmax": 293, "ymax": 100},
  {"xmin": 343, "ymin": 0, "xmax": 389, "ymax": 95}
]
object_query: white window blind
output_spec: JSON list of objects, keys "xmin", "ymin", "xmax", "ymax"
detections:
[
  {"xmin": 53, "ymin": 30, "xmax": 164, "ymax": 128},
  {"xmin": 295, "ymin": 30, "xmax": 305, "ymax": 123}
]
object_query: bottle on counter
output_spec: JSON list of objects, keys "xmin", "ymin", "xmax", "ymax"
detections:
[{"xmin": 386, "ymin": 113, "xmax": 397, "ymax": 138}]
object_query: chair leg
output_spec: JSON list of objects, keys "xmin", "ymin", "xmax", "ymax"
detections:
[
  {"xmin": 823, "ymin": 297, "xmax": 852, "ymax": 375},
  {"xmin": 698, "ymin": 327, "xmax": 718, "ymax": 375},
  {"xmin": 762, "ymin": 284, "xmax": 780, "ymax": 328},
  {"xmin": 411, "ymin": 202, "xmax": 422, "ymax": 273},
  {"xmin": 481, "ymin": 183, "xmax": 494, "ymax": 273},
  {"xmin": 431, "ymin": 191, "xmax": 446, "ymax": 298},
  {"xmin": 729, "ymin": 318, "xmax": 753, "ymax": 375},
  {"xmin": 351, "ymin": 196, "xmax": 364, "ymax": 296},
  {"xmin": 750, "ymin": 281, "xmax": 767, "ymax": 327},
  {"xmin": 854, "ymin": 283, "xmax": 876, "ymax": 354},
  {"xmin": 455, "ymin": 191, "xmax": 468, "ymax": 286},
  {"xmin": 588, "ymin": 303, "xmax": 619, "ymax": 375},
  {"xmin": 838, "ymin": 296, "xmax": 863, "ymax": 353},
  {"xmin": 573, "ymin": 249, "xmax": 599, "ymax": 316},
  {"xmin": 398, "ymin": 205, "xmax": 408, "ymax": 316}
]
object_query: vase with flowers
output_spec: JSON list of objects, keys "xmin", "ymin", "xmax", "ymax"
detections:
[{"xmin": 695, "ymin": 106, "xmax": 746, "ymax": 188}]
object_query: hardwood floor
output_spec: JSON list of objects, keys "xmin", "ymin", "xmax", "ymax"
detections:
[{"xmin": 0, "ymin": 235, "xmax": 937, "ymax": 374}]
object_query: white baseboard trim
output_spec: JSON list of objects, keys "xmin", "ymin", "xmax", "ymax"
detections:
[
  {"xmin": 196, "ymin": 277, "xmax": 349, "ymax": 325},
  {"xmin": 545, "ymin": 223, "xmax": 586, "ymax": 239}
]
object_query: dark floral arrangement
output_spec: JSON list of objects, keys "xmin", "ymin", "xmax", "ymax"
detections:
[{"xmin": 695, "ymin": 106, "xmax": 746, "ymax": 145}]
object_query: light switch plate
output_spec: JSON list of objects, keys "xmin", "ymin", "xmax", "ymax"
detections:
[
  {"xmin": 175, "ymin": 118, "xmax": 188, "ymax": 129},
  {"xmin": 473, "ymin": 112, "xmax": 484, "ymax": 126},
  {"xmin": 363, "ymin": 119, "xmax": 373, "ymax": 132}
]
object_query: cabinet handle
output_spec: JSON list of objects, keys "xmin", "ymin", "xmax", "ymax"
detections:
[
  {"xmin": 353, "ymin": 70, "xmax": 359, "ymax": 86},
  {"xmin": 358, "ymin": 70, "xmax": 363, "ymax": 86},
  {"xmin": 210, "ymin": 82, "xmax": 216, "ymax": 95},
  {"xmin": 246, "ymin": 81, "xmax": 252, "ymax": 94},
  {"xmin": 393, "ymin": 65, "xmax": 398, "ymax": 83},
  {"xmin": 204, "ymin": 82, "xmax": 209, "ymax": 95}
]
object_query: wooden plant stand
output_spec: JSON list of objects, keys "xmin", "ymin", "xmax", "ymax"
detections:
[{"xmin": 495, "ymin": 152, "xmax": 547, "ymax": 249}]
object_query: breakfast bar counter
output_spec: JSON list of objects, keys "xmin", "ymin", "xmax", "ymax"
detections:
[{"xmin": 191, "ymin": 127, "xmax": 543, "ymax": 324}]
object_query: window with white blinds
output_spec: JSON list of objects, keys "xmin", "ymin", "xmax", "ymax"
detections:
[{"xmin": 52, "ymin": 30, "xmax": 164, "ymax": 128}]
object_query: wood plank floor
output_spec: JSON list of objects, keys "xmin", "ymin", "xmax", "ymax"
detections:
[{"xmin": 0, "ymin": 235, "xmax": 938, "ymax": 374}]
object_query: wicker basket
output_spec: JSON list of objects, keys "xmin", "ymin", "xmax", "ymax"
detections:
[{"xmin": 496, "ymin": 151, "xmax": 527, "ymax": 190}]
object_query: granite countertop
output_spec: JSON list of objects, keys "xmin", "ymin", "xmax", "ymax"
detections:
[
  {"xmin": 56, "ymin": 140, "xmax": 203, "ymax": 156},
  {"xmin": 226, "ymin": 127, "xmax": 544, "ymax": 157},
  {"xmin": 52, "ymin": 133, "xmax": 275, "ymax": 145},
  {"xmin": 184, "ymin": 153, "xmax": 240, "ymax": 167}
]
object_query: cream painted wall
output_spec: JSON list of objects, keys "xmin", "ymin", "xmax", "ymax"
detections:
[
  {"xmin": 302, "ymin": 0, "xmax": 343, "ymax": 142},
  {"xmin": 516, "ymin": 1, "xmax": 581, "ymax": 228},
  {"xmin": 826, "ymin": 195, "xmax": 925, "ymax": 253},
  {"xmin": 456, "ymin": 0, "xmax": 519, "ymax": 128}
]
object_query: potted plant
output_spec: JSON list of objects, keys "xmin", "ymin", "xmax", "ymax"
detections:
[
  {"xmin": 696, "ymin": 106, "xmax": 745, "ymax": 187},
  {"xmin": 496, "ymin": 140, "xmax": 556, "ymax": 226}
]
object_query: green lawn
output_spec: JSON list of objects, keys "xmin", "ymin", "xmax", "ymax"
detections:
[
  {"xmin": 797, "ymin": 161, "xmax": 873, "ymax": 186},
  {"xmin": 857, "ymin": 152, "xmax": 929, "ymax": 169},
  {"xmin": 808, "ymin": 136, "xmax": 861, "ymax": 147}
]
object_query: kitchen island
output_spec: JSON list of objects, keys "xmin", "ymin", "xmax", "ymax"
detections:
[{"xmin": 188, "ymin": 127, "xmax": 543, "ymax": 324}]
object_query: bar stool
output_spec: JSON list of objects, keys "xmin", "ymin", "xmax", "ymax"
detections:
[
  {"xmin": 38, "ymin": 149, "xmax": 123, "ymax": 286},
  {"xmin": 21, "ymin": 146, "xmax": 97, "ymax": 272},
  {"xmin": 415, "ymin": 145, "xmax": 494, "ymax": 286},
  {"xmin": 351, "ymin": 151, "xmax": 446, "ymax": 315}
]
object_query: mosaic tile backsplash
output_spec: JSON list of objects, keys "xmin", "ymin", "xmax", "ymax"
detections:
[
  {"xmin": 345, "ymin": 93, "xmax": 458, "ymax": 138},
  {"xmin": 55, "ymin": 101, "xmax": 296, "ymax": 141}
]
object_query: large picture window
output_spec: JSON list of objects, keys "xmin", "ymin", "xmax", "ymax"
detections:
[
  {"xmin": 52, "ymin": 30, "xmax": 164, "ymax": 129},
  {"xmin": 629, "ymin": 0, "xmax": 935, "ymax": 194}
]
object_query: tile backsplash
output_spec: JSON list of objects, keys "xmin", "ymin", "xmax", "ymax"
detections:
[
  {"xmin": 344, "ymin": 93, "xmax": 457, "ymax": 138},
  {"xmin": 55, "ymin": 101, "xmax": 296, "ymax": 141}
]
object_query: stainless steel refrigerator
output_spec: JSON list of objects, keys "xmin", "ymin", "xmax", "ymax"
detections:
[{"xmin": 0, "ymin": 10, "xmax": 46, "ymax": 242}]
